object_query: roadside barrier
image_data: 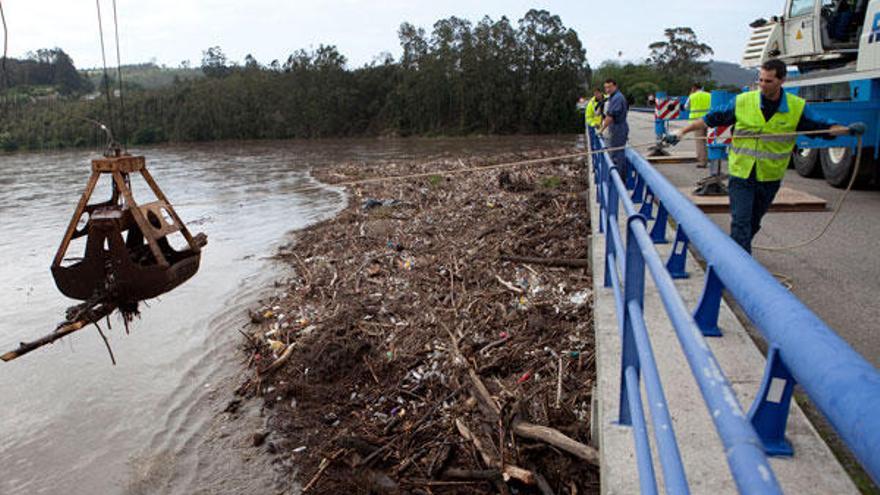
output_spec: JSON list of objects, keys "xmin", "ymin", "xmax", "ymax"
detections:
[
  {"xmin": 707, "ymin": 125, "xmax": 732, "ymax": 162},
  {"xmin": 707, "ymin": 125, "xmax": 732, "ymax": 145},
  {"xmin": 653, "ymin": 92, "xmax": 688, "ymax": 141},
  {"xmin": 654, "ymin": 96, "xmax": 683, "ymax": 121},
  {"xmin": 588, "ymin": 126, "xmax": 880, "ymax": 493}
]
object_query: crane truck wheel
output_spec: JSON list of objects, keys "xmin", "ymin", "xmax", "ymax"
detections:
[
  {"xmin": 792, "ymin": 147, "xmax": 821, "ymax": 178},
  {"xmin": 820, "ymin": 146, "xmax": 873, "ymax": 188}
]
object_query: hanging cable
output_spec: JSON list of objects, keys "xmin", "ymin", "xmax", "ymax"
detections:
[
  {"xmin": 95, "ymin": 0, "xmax": 117, "ymax": 153},
  {"xmin": 1, "ymin": 0, "xmax": 9, "ymax": 101},
  {"xmin": 111, "ymin": 0, "xmax": 128, "ymax": 150}
]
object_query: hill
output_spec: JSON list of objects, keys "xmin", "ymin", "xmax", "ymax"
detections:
[
  {"xmin": 0, "ymin": 48, "xmax": 93, "ymax": 95},
  {"xmin": 708, "ymin": 60, "xmax": 756, "ymax": 88},
  {"xmin": 81, "ymin": 63, "xmax": 203, "ymax": 90}
]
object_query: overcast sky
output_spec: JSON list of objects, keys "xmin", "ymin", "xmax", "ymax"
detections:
[{"xmin": 1, "ymin": 0, "xmax": 779, "ymax": 69}]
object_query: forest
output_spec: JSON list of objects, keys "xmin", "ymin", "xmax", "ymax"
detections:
[
  {"xmin": 0, "ymin": 13, "xmax": 717, "ymax": 152},
  {"xmin": 0, "ymin": 10, "xmax": 588, "ymax": 151}
]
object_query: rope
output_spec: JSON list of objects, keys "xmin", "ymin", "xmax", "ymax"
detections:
[
  {"xmin": 281, "ymin": 136, "xmax": 680, "ymax": 196},
  {"xmin": 642, "ymin": 128, "xmax": 862, "ymax": 252},
  {"xmin": 771, "ymin": 272, "xmax": 794, "ymax": 290},
  {"xmin": 307, "ymin": 127, "xmax": 858, "ymax": 256},
  {"xmin": 285, "ymin": 151, "xmax": 594, "ymax": 196},
  {"xmin": 111, "ymin": 0, "xmax": 128, "ymax": 149},
  {"xmin": 277, "ymin": 139, "xmax": 663, "ymax": 196},
  {"xmin": 282, "ymin": 129, "xmax": 859, "ymax": 203},
  {"xmin": 752, "ymin": 134, "xmax": 863, "ymax": 252}
]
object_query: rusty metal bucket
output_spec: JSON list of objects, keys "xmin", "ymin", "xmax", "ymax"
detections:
[{"xmin": 51, "ymin": 154, "xmax": 207, "ymax": 305}]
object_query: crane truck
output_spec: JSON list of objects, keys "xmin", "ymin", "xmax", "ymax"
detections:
[{"xmin": 743, "ymin": 0, "xmax": 880, "ymax": 187}]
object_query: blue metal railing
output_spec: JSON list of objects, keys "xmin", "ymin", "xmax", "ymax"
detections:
[{"xmin": 588, "ymin": 127, "xmax": 880, "ymax": 493}]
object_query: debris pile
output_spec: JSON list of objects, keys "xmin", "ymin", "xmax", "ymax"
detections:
[{"xmin": 238, "ymin": 148, "xmax": 598, "ymax": 494}]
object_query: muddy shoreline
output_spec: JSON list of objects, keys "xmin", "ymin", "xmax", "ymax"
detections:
[{"xmin": 234, "ymin": 147, "xmax": 598, "ymax": 494}]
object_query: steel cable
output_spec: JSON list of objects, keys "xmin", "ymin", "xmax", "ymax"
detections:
[
  {"xmin": 95, "ymin": 0, "xmax": 117, "ymax": 150},
  {"xmin": 0, "ymin": 0, "xmax": 8, "ymax": 105},
  {"xmin": 111, "ymin": 0, "xmax": 128, "ymax": 149}
]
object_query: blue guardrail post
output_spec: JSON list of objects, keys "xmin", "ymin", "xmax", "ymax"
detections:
[
  {"xmin": 748, "ymin": 346, "xmax": 796, "ymax": 456},
  {"xmin": 618, "ymin": 215, "xmax": 648, "ymax": 425},
  {"xmin": 650, "ymin": 202, "xmax": 669, "ymax": 244},
  {"xmin": 666, "ymin": 225, "xmax": 689, "ymax": 279},
  {"xmin": 692, "ymin": 264, "xmax": 724, "ymax": 337}
]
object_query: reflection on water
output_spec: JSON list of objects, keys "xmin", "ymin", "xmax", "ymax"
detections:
[{"xmin": 0, "ymin": 135, "xmax": 574, "ymax": 494}]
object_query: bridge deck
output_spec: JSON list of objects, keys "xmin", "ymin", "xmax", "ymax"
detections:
[{"xmin": 589, "ymin": 153, "xmax": 858, "ymax": 494}]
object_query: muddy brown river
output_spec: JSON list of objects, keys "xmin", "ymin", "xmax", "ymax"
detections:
[{"xmin": 0, "ymin": 136, "xmax": 575, "ymax": 494}]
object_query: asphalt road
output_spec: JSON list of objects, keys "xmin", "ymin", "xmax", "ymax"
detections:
[{"xmin": 627, "ymin": 112, "xmax": 880, "ymax": 368}]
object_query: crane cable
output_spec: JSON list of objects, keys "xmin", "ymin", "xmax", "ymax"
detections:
[
  {"xmin": 0, "ymin": 2, "xmax": 112, "ymax": 147},
  {"xmin": 95, "ymin": 0, "xmax": 117, "ymax": 152},
  {"xmin": 110, "ymin": 0, "xmax": 128, "ymax": 150},
  {"xmin": 1, "ymin": 0, "xmax": 8, "ymax": 100}
]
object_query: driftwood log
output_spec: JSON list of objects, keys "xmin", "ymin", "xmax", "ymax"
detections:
[
  {"xmin": 501, "ymin": 254, "xmax": 590, "ymax": 269},
  {"xmin": 467, "ymin": 366, "xmax": 600, "ymax": 467},
  {"xmin": 1, "ymin": 301, "xmax": 116, "ymax": 362},
  {"xmin": 455, "ymin": 418, "xmax": 536, "ymax": 486}
]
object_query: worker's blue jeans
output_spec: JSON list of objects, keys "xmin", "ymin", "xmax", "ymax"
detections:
[
  {"xmin": 609, "ymin": 125, "xmax": 629, "ymax": 181},
  {"xmin": 728, "ymin": 168, "xmax": 781, "ymax": 254}
]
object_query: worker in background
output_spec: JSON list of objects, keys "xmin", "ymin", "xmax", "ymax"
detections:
[
  {"xmin": 598, "ymin": 78, "xmax": 629, "ymax": 178},
  {"xmin": 685, "ymin": 83, "xmax": 712, "ymax": 168},
  {"xmin": 585, "ymin": 88, "xmax": 605, "ymax": 129},
  {"xmin": 664, "ymin": 59, "xmax": 862, "ymax": 254}
]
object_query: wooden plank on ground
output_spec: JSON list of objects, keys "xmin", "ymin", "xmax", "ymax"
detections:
[
  {"xmin": 646, "ymin": 155, "xmax": 698, "ymax": 164},
  {"xmin": 679, "ymin": 186, "xmax": 827, "ymax": 213}
]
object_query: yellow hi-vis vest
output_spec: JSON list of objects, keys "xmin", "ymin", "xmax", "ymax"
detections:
[
  {"xmin": 688, "ymin": 90, "xmax": 711, "ymax": 120},
  {"xmin": 729, "ymin": 90, "xmax": 805, "ymax": 182},
  {"xmin": 585, "ymin": 96, "xmax": 602, "ymax": 128}
]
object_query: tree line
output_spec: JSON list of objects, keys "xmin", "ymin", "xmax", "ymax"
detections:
[
  {"xmin": 592, "ymin": 27, "xmax": 730, "ymax": 107},
  {"xmin": 0, "ymin": 48, "xmax": 94, "ymax": 97},
  {"xmin": 0, "ymin": 10, "xmax": 590, "ymax": 152}
]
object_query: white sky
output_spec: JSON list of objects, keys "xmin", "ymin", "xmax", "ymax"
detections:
[{"xmin": 1, "ymin": 0, "xmax": 781, "ymax": 69}]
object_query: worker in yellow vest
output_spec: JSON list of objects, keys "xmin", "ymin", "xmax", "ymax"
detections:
[
  {"xmin": 664, "ymin": 60, "xmax": 860, "ymax": 254},
  {"xmin": 685, "ymin": 83, "xmax": 712, "ymax": 168},
  {"xmin": 585, "ymin": 88, "xmax": 605, "ymax": 129}
]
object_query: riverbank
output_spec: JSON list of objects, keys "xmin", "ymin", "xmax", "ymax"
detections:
[{"xmin": 238, "ymin": 148, "xmax": 598, "ymax": 494}]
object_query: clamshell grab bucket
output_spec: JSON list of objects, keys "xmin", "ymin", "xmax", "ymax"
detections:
[{"xmin": 51, "ymin": 154, "xmax": 207, "ymax": 304}]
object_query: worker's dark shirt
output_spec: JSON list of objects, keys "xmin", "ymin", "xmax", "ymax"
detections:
[
  {"xmin": 605, "ymin": 89, "xmax": 629, "ymax": 146},
  {"xmin": 606, "ymin": 90, "xmax": 629, "ymax": 127},
  {"xmin": 703, "ymin": 92, "xmax": 837, "ymax": 137}
]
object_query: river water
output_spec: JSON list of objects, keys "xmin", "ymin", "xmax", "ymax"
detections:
[{"xmin": 0, "ymin": 136, "xmax": 574, "ymax": 494}]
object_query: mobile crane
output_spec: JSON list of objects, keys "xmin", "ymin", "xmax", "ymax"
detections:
[{"xmin": 743, "ymin": 0, "xmax": 879, "ymax": 187}]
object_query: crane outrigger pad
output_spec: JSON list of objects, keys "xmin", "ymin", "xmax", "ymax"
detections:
[
  {"xmin": 678, "ymin": 186, "xmax": 827, "ymax": 214},
  {"xmin": 645, "ymin": 155, "xmax": 698, "ymax": 164},
  {"xmin": 51, "ymin": 154, "xmax": 207, "ymax": 305}
]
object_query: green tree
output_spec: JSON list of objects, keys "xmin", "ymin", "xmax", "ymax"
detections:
[
  {"xmin": 201, "ymin": 46, "xmax": 231, "ymax": 78},
  {"xmin": 2, "ymin": 10, "xmax": 594, "ymax": 151},
  {"xmin": 517, "ymin": 9, "xmax": 589, "ymax": 132},
  {"xmin": 50, "ymin": 49, "xmax": 93, "ymax": 94},
  {"xmin": 647, "ymin": 27, "xmax": 713, "ymax": 93}
]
